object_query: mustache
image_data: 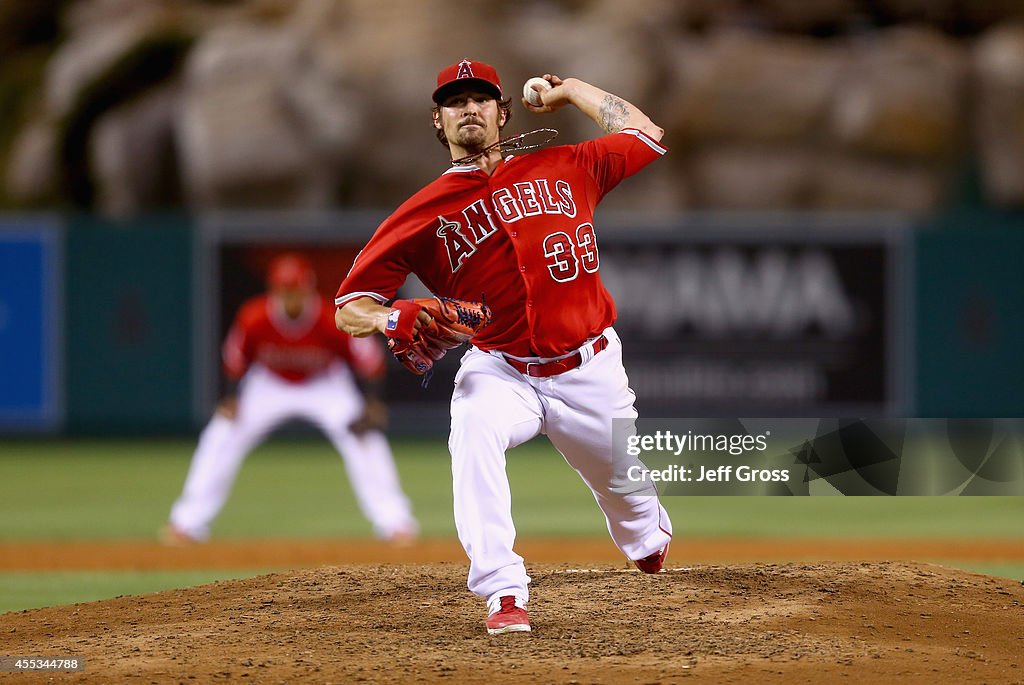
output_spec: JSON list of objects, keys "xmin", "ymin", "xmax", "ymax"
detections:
[{"xmin": 459, "ymin": 117, "xmax": 484, "ymax": 128}]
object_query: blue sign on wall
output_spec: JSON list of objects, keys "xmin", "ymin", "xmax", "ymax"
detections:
[{"xmin": 0, "ymin": 219, "xmax": 62, "ymax": 431}]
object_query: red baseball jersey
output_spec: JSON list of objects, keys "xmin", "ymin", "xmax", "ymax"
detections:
[
  {"xmin": 336, "ymin": 128, "xmax": 667, "ymax": 357},
  {"xmin": 223, "ymin": 295, "xmax": 385, "ymax": 382}
]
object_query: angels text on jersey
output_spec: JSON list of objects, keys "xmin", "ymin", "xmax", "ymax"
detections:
[{"xmin": 436, "ymin": 177, "xmax": 594, "ymax": 280}]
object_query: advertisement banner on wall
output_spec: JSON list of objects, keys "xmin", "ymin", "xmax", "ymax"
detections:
[
  {"xmin": 0, "ymin": 217, "xmax": 62, "ymax": 431},
  {"xmin": 198, "ymin": 214, "xmax": 909, "ymax": 431},
  {"xmin": 598, "ymin": 216, "xmax": 908, "ymax": 417}
]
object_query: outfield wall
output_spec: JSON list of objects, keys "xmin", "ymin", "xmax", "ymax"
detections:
[{"xmin": 1, "ymin": 210, "xmax": 1021, "ymax": 435}]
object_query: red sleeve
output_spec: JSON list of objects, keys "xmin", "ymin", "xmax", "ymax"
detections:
[
  {"xmin": 222, "ymin": 299, "xmax": 262, "ymax": 379},
  {"xmin": 572, "ymin": 128, "xmax": 667, "ymax": 200}
]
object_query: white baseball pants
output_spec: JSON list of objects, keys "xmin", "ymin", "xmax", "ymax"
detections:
[
  {"xmin": 449, "ymin": 327, "xmax": 673, "ymax": 607},
  {"xmin": 169, "ymin": 362, "xmax": 417, "ymax": 540}
]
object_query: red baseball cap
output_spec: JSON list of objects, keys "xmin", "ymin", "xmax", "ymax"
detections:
[
  {"xmin": 267, "ymin": 253, "xmax": 315, "ymax": 290},
  {"xmin": 432, "ymin": 58, "xmax": 503, "ymax": 105}
]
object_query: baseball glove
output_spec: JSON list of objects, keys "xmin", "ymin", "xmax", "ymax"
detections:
[{"xmin": 386, "ymin": 296, "xmax": 493, "ymax": 378}]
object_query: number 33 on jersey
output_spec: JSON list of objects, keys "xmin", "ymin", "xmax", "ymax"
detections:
[{"xmin": 335, "ymin": 128, "xmax": 667, "ymax": 359}]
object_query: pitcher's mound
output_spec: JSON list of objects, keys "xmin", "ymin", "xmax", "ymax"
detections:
[{"xmin": 3, "ymin": 561, "xmax": 1023, "ymax": 683}]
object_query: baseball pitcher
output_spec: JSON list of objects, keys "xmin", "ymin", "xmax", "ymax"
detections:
[{"xmin": 335, "ymin": 60, "xmax": 672, "ymax": 634}]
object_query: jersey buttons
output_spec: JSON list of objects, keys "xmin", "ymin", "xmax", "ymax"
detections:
[{"xmin": 519, "ymin": 265, "xmax": 527, "ymax": 272}]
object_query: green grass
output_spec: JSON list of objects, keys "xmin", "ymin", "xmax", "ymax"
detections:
[
  {"xmin": 666, "ymin": 496, "xmax": 1024, "ymax": 539},
  {"xmin": 0, "ymin": 437, "xmax": 1022, "ymax": 540},
  {"xmin": 0, "ymin": 436, "xmax": 605, "ymax": 539},
  {"xmin": 0, "ymin": 437, "xmax": 454, "ymax": 539},
  {"xmin": 0, "ymin": 437, "xmax": 1020, "ymax": 614}
]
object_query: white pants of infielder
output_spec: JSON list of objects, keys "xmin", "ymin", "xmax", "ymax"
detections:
[
  {"xmin": 170, "ymin": 362, "xmax": 417, "ymax": 540},
  {"xmin": 449, "ymin": 327, "xmax": 672, "ymax": 612}
]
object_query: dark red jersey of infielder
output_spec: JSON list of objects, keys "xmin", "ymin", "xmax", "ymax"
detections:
[
  {"xmin": 223, "ymin": 295, "xmax": 385, "ymax": 382},
  {"xmin": 335, "ymin": 129, "xmax": 667, "ymax": 358}
]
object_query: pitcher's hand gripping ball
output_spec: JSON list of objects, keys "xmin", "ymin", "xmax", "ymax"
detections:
[
  {"xmin": 523, "ymin": 77, "xmax": 552, "ymax": 106},
  {"xmin": 386, "ymin": 296, "xmax": 493, "ymax": 376}
]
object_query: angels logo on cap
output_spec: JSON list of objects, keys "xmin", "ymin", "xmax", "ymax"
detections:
[{"xmin": 433, "ymin": 58, "xmax": 502, "ymax": 104}]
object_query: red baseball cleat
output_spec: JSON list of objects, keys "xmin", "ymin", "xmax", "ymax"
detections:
[
  {"xmin": 486, "ymin": 596, "xmax": 531, "ymax": 635},
  {"xmin": 633, "ymin": 542, "xmax": 669, "ymax": 573}
]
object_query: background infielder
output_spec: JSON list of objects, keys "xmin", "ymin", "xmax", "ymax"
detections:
[
  {"xmin": 165, "ymin": 253, "xmax": 418, "ymax": 544},
  {"xmin": 335, "ymin": 59, "xmax": 672, "ymax": 635}
]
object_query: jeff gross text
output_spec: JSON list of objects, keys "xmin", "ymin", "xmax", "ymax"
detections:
[{"xmin": 625, "ymin": 430, "xmax": 790, "ymax": 484}]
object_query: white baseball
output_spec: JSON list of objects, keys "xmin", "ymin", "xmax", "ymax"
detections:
[{"xmin": 523, "ymin": 77, "xmax": 551, "ymax": 106}]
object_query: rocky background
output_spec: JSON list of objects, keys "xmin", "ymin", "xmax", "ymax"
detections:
[{"xmin": 4, "ymin": 0, "xmax": 1024, "ymax": 216}]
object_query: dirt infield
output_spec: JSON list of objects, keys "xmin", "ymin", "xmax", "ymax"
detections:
[{"xmin": 2, "ymin": 560, "xmax": 1023, "ymax": 684}]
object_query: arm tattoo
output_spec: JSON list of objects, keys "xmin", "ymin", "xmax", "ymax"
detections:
[{"xmin": 598, "ymin": 94, "xmax": 630, "ymax": 134}]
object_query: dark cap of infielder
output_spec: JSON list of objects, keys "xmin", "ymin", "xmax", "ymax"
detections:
[
  {"xmin": 267, "ymin": 253, "xmax": 315, "ymax": 290},
  {"xmin": 432, "ymin": 58, "xmax": 502, "ymax": 105}
]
